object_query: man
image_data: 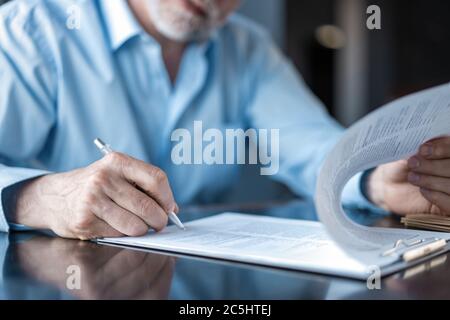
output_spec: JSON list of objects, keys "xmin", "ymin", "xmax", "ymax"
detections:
[{"xmin": 0, "ymin": 0, "xmax": 449, "ymax": 240}]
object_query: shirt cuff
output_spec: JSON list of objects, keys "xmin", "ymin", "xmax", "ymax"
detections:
[
  {"xmin": 0, "ymin": 166, "xmax": 50, "ymax": 232},
  {"xmin": 341, "ymin": 171, "xmax": 390, "ymax": 215}
]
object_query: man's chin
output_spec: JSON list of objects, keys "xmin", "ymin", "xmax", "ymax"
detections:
[{"xmin": 157, "ymin": 25, "xmax": 213, "ymax": 43}]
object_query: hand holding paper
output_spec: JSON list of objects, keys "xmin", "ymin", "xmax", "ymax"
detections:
[
  {"xmin": 406, "ymin": 137, "xmax": 450, "ymax": 214},
  {"xmin": 366, "ymin": 137, "xmax": 450, "ymax": 217}
]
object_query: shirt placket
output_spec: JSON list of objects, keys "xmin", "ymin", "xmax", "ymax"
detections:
[{"xmin": 158, "ymin": 45, "xmax": 209, "ymax": 166}]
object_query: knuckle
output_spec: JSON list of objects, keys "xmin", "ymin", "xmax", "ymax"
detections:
[
  {"xmin": 435, "ymin": 146, "xmax": 444, "ymax": 157},
  {"xmin": 152, "ymin": 166, "xmax": 168, "ymax": 184},
  {"xmin": 138, "ymin": 197, "xmax": 154, "ymax": 217},
  {"xmin": 126, "ymin": 220, "xmax": 147, "ymax": 236},
  {"xmin": 105, "ymin": 152, "xmax": 126, "ymax": 167},
  {"xmin": 82, "ymin": 191, "xmax": 97, "ymax": 208},
  {"xmin": 135, "ymin": 197, "xmax": 168, "ymax": 231},
  {"xmin": 72, "ymin": 212, "xmax": 94, "ymax": 232},
  {"xmin": 115, "ymin": 213, "xmax": 145, "ymax": 236},
  {"xmin": 89, "ymin": 170, "xmax": 109, "ymax": 188}
]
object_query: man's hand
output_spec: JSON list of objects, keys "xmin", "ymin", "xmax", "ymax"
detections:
[
  {"xmin": 367, "ymin": 137, "xmax": 450, "ymax": 216},
  {"xmin": 13, "ymin": 152, "xmax": 178, "ymax": 240}
]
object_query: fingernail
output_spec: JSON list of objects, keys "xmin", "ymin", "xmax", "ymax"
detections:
[
  {"xmin": 408, "ymin": 172, "xmax": 420, "ymax": 183},
  {"xmin": 408, "ymin": 157, "xmax": 420, "ymax": 169},
  {"xmin": 420, "ymin": 144, "xmax": 433, "ymax": 157}
]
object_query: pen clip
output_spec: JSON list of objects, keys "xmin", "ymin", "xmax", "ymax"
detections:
[
  {"xmin": 402, "ymin": 238, "xmax": 447, "ymax": 262},
  {"xmin": 381, "ymin": 237, "xmax": 441, "ymax": 257}
]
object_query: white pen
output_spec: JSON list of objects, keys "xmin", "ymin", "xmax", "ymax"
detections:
[{"xmin": 93, "ymin": 138, "xmax": 186, "ymax": 230}]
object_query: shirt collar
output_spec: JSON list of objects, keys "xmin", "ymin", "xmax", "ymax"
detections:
[{"xmin": 98, "ymin": 0, "xmax": 142, "ymax": 51}]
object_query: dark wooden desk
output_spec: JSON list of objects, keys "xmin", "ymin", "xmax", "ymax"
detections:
[{"xmin": 1, "ymin": 200, "xmax": 449, "ymax": 299}]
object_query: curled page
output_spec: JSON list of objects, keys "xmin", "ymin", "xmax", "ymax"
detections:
[{"xmin": 315, "ymin": 83, "xmax": 450, "ymax": 254}]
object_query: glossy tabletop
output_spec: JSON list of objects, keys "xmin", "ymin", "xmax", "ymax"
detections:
[{"xmin": 1, "ymin": 200, "xmax": 449, "ymax": 300}]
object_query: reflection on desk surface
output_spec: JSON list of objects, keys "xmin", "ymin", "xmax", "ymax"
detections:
[{"xmin": 1, "ymin": 200, "xmax": 449, "ymax": 300}]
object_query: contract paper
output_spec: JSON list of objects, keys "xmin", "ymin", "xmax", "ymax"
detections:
[
  {"xmin": 315, "ymin": 82, "xmax": 450, "ymax": 261},
  {"xmin": 99, "ymin": 213, "xmax": 382, "ymax": 279}
]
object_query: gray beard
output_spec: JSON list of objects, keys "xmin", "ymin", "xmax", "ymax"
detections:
[{"xmin": 145, "ymin": 0, "xmax": 220, "ymax": 42}]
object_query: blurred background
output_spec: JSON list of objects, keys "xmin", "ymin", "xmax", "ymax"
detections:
[
  {"xmin": 240, "ymin": 0, "xmax": 450, "ymax": 126},
  {"xmin": 239, "ymin": 0, "xmax": 450, "ymax": 201},
  {"xmin": 1, "ymin": 0, "xmax": 449, "ymax": 202},
  {"xmin": 241, "ymin": 0, "xmax": 450, "ymax": 200},
  {"xmin": 241, "ymin": 0, "xmax": 450, "ymax": 201}
]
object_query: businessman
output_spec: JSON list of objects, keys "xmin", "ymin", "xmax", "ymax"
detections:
[{"xmin": 0, "ymin": 0, "xmax": 449, "ymax": 240}]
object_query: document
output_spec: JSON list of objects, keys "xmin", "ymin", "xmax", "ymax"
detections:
[
  {"xmin": 100, "ymin": 82, "xmax": 450, "ymax": 279},
  {"xmin": 99, "ymin": 212, "xmax": 450, "ymax": 279},
  {"xmin": 315, "ymin": 82, "xmax": 450, "ymax": 263},
  {"xmin": 99, "ymin": 213, "xmax": 382, "ymax": 279}
]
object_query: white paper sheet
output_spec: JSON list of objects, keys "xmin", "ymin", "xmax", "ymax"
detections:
[
  {"xmin": 100, "ymin": 213, "xmax": 385, "ymax": 279},
  {"xmin": 315, "ymin": 83, "xmax": 450, "ymax": 259}
]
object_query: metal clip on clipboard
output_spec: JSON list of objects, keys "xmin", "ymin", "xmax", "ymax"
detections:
[{"xmin": 381, "ymin": 237, "xmax": 448, "ymax": 262}]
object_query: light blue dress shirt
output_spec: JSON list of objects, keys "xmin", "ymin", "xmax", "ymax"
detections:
[{"xmin": 0, "ymin": 0, "xmax": 377, "ymax": 233}]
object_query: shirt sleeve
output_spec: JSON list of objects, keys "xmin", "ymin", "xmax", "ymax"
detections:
[
  {"xmin": 243, "ymin": 29, "xmax": 382, "ymax": 211},
  {"xmin": 341, "ymin": 172, "xmax": 390, "ymax": 214},
  {"xmin": 0, "ymin": 9, "xmax": 57, "ymax": 232}
]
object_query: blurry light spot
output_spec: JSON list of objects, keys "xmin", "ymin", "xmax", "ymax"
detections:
[{"xmin": 315, "ymin": 25, "xmax": 346, "ymax": 49}]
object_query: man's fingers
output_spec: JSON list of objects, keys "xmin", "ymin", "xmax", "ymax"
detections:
[
  {"xmin": 67, "ymin": 215, "xmax": 124, "ymax": 240},
  {"xmin": 89, "ymin": 220, "xmax": 124, "ymax": 239},
  {"xmin": 408, "ymin": 172, "xmax": 450, "ymax": 196},
  {"xmin": 419, "ymin": 137, "xmax": 450, "ymax": 160},
  {"xmin": 408, "ymin": 156, "xmax": 450, "ymax": 178},
  {"xmin": 420, "ymin": 188, "xmax": 450, "ymax": 213},
  {"xmin": 104, "ymin": 179, "xmax": 168, "ymax": 231},
  {"xmin": 107, "ymin": 153, "xmax": 177, "ymax": 214},
  {"xmin": 91, "ymin": 194, "xmax": 149, "ymax": 236}
]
